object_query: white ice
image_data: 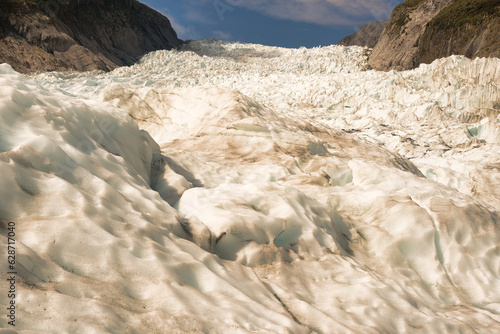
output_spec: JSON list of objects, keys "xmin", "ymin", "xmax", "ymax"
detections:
[{"xmin": 0, "ymin": 39, "xmax": 499, "ymax": 333}]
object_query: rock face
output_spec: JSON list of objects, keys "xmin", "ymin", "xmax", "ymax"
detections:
[
  {"xmin": 338, "ymin": 20, "xmax": 388, "ymax": 49},
  {"xmin": 368, "ymin": 0, "xmax": 500, "ymax": 71},
  {"xmin": 0, "ymin": 0, "xmax": 182, "ymax": 73},
  {"xmin": 419, "ymin": 0, "xmax": 500, "ymax": 65},
  {"xmin": 369, "ymin": 0, "xmax": 453, "ymax": 71}
]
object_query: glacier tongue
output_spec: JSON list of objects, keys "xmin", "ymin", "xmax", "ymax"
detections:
[
  {"xmin": 1, "ymin": 39, "xmax": 499, "ymax": 333},
  {"xmin": 34, "ymin": 40, "xmax": 500, "ymax": 208}
]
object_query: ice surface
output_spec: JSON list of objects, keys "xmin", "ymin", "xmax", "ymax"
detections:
[{"xmin": 1, "ymin": 39, "xmax": 499, "ymax": 333}]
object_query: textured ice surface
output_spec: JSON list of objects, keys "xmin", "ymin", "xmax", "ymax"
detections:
[
  {"xmin": 1, "ymin": 39, "xmax": 499, "ymax": 333},
  {"xmin": 35, "ymin": 39, "xmax": 500, "ymax": 208}
]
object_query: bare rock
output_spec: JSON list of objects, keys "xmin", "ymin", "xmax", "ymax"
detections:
[
  {"xmin": 419, "ymin": 0, "xmax": 500, "ymax": 64},
  {"xmin": 369, "ymin": 0, "xmax": 452, "ymax": 71},
  {"xmin": 338, "ymin": 20, "xmax": 388, "ymax": 49},
  {"xmin": 369, "ymin": 0, "xmax": 500, "ymax": 71},
  {"xmin": 0, "ymin": 0, "xmax": 182, "ymax": 73}
]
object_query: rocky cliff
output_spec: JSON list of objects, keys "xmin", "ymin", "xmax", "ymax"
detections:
[
  {"xmin": 0, "ymin": 0, "xmax": 182, "ymax": 73},
  {"xmin": 419, "ymin": 0, "xmax": 500, "ymax": 65},
  {"xmin": 368, "ymin": 0, "xmax": 500, "ymax": 71},
  {"xmin": 338, "ymin": 20, "xmax": 388, "ymax": 49}
]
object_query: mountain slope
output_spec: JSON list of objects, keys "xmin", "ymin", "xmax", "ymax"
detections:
[
  {"xmin": 369, "ymin": 0, "xmax": 452, "ymax": 71},
  {"xmin": 338, "ymin": 20, "xmax": 388, "ymax": 48},
  {"xmin": 369, "ymin": 0, "xmax": 500, "ymax": 71},
  {"xmin": 0, "ymin": 0, "xmax": 181, "ymax": 73},
  {"xmin": 419, "ymin": 0, "xmax": 500, "ymax": 65}
]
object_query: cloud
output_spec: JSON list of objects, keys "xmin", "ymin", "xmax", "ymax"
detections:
[
  {"xmin": 235, "ymin": 0, "xmax": 399, "ymax": 26},
  {"xmin": 158, "ymin": 8, "xmax": 201, "ymax": 40},
  {"xmin": 211, "ymin": 30, "xmax": 234, "ymax": 41}
]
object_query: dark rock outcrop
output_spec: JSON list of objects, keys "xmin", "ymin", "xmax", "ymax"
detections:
[
  {"xmin": 0, "ymin": 0, "xmax": 182, "ymax": 73},
  {"xmin": 367, "ymin": 0, "xmax": 500, "ymax": 71},
  {"xmin": 338, "ymin": 20, "xmax": 388, "ymax": 49}
]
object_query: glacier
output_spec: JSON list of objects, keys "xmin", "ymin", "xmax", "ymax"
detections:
[{"xmin": 0, "ymin": 39, "xmax": 499, "ymax": 333}]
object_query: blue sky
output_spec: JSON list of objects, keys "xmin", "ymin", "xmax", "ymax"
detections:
[{"xmin": 141, "ymin": 0, "xmax": 403, "ymax": 48}]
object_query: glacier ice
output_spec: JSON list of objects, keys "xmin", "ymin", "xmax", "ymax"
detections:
[{"xmin": 0, "ymin": 39, "xmax": 499, "ymax": 333}]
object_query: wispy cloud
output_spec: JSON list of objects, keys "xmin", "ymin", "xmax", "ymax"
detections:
[
  {"xmin": 236, "ymin": 0, "xmax": 398, "ymax": 26},
  {"xmin": 211, "ymin": 30, "xmax": 233, "ymax": 41},
  {"xmin": 158, "ymin": 8, "xmax": 201, "ymax": 40},
  {"xmin": 185, "ymin": 2, "xmax": 220, "ymax": 24}
]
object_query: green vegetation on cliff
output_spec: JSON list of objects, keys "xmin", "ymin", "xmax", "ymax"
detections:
[
  {"xmin": 389, "ymin": 0, "xmax": 426, "ymax": 33},
  {"xmin": 427, "ymin": 0, "xmax": 500, "ymax": 31},
  {"xmin": 419, "ymin": 0, "xmax": 500, "ymax": 63},
  {"xmin": 369, "ymin": 0, "xmax": 500, "ymax": 70}
]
